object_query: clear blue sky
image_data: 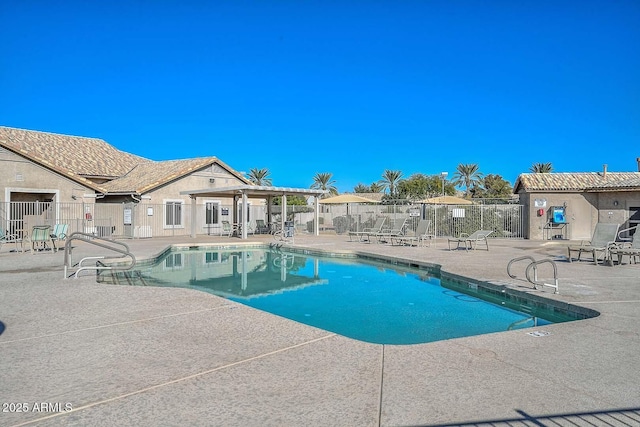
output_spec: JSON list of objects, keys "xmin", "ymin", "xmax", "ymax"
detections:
[{"xmin": 1, "ymin": 1, "xmax": 638, "ymax": 193}]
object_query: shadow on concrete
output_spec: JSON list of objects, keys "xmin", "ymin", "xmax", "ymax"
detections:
[
  {"xmin": 0, "ymin": 320, "xmax": 4, "ymax": 336},
  {"xmin": 418, "ymin": 407, "xmax": 640, "ymax": 427}
]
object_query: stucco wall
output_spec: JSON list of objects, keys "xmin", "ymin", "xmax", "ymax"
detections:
[
  {"xmin": 520, "ymin": 189, "xmax": 640, "ymax": 240},
  {"xmin": 597, "ymin": 192, "xmax": 640, "ymax": 237},
  {"xmin": 0, "ymin": 148, "xmax": 94, "ymax": 203}
]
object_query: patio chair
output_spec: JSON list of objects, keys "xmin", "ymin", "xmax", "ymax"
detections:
[
  {"xmin": 348, "ymin": 217, "xmax": 387, "ymax": 242},
  {"xmin": 391, "ymin": 220, "xmax": 433, "ymax": 247},
  {"xmin": 49, "ymin": 223, "xmax": 69, "ymax": 252},
  {"xmin": 608, "ymin": 227, "xmax": 640, "ymax": 266},
  {"xmin": 567, "ymin": 223, "xmax": 620, "ymax": 265},
  {"xmin": 372, "ymin": 217, "xmax": 408, "ymax": 243},
  {"xmin": 255, "ymin": 219, "xmax": 270, "ymax": 234},
  {"xmin": 448, "ymin": 230, "xmax": 494, "ymax": 251},
  {"xmin": 220, "ymin": 221, "xmax": 238, "ymax": 237},
  {"xmin": 0, "ymin": 227, "xmax": 23, "ymax": 252},
  {"xmin": 27, "ymin": 225, "xmax": 53, "ymax": 254}
]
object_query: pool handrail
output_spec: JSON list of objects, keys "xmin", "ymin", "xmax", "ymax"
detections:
[
  {"xmin": 525, "ymin": 259, "xmax": 559, "ymax": 294},
  {"xmin": 63, "ymin": 232, "xmax": 136, "ymax": 279},
  {"xmin": 507, "ymin": 255, "xmax": 537, "ymax": 279},
  {"xmin": 508, "ymin": 255, "xmax": 559, "ymax": 294}
]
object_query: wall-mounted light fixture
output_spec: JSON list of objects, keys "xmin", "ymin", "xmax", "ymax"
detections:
[{"xmin": 613, "ymin": 200, "xmax": 619, "ymax": 206}]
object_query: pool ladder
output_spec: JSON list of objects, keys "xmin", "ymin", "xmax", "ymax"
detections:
[
  {"xmin": 63, "ymin": 232, "xmax": 136, "ymax": 279},
  {"xmin": 507, "ymin": 256, "xmax": 559, "ymax": 294}
]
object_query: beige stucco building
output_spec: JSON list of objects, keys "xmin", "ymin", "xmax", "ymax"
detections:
[
  {"xmin": 0, "ymin": 126, "xmax": 271, "ymax": 238},
  {"xmin": 514, "ymin": 164, "xmax": 640, "ymax": 241}
]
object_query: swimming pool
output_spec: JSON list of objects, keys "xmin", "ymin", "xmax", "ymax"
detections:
[{"xmin": 100, "ymin": 246, "xmax": 588, "ymax": 345}]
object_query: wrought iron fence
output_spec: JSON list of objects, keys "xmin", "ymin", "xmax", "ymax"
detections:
[
  {"xmin": 316, "ymin": 203, "xmax": 524, "ymax": 238},
  {"xmin": 0, "ymin": 202, "xmax": 319, "ymax": 239},
  {"xmin": 0, "ymin": 201, "xmax": 524, "ymax": 239}
]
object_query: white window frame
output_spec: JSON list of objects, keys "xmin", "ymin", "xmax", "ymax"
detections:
[
  {"xmin": 164, "ymin": 199, "xmax": 184, "ymax": 229},
  {"xmin": 237, "ymin": 201, "xmax": 251, "ymax": 223},
  {"xmin": 204, "ymin": 199, "xmax": 221, "ymax": 227},
  {"xmin": 163, "ymin": 253, "xmax": 183, "ymax": 270}
]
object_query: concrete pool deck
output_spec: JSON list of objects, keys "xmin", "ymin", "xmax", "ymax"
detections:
[{"xmin": 1, "ymin": 235, "xmax": 639, "ymax": 426}]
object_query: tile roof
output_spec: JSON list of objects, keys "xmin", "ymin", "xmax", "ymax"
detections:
[
  {"xmin": 515, "ymin": 172, "xmax": 640, "ymax": 192},
  {"xmin": 345, "ymin": 192, "xmax": 385, "ymax": 201},
  {"xmin": 0, "ymin": 126, "xmax": 249, "ymax": 195},
  {"xmin": 102, "ymin": 158, "xmax": 221, "ymax": 193},
  {"xmin": 0, "ymin": 126, "xmax": 148, "ymax": 180}
]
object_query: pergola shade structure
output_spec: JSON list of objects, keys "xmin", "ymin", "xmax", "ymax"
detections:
[{"xmin": 180, "ymin": 185, "xmax": 327, "ymax": 239}]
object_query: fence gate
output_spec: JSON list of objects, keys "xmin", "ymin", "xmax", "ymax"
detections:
[{"xmin": 123, "ymin": 203, "xmax": 135, "ymax": 239}]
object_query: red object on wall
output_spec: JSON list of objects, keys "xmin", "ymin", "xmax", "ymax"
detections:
[{"xmin": 537, "ymin": 208, "xmax": 545, "ymax": 217}]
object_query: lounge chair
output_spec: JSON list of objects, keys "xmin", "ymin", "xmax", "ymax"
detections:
[
  {"xmin": 391, "ymin": 220, "xmax": 433, "ymax": 247},
  {"xmin": 567, "ymin": 223, "xmax": 620, "ymax": 265},
  {"xmin": 448, "ymin": 230, "xmax": 494, "ymax": 251},
  {"xmin": 348, "ymin": 217, "xmax": 387, "ymax": 242},
  {"xmin": 608, "ymin": 227, "xmax": 640, "ymax": 266},
  {"xmin": 0, "ymin": 227, "xmax": 23, "ymax": 252},
  {"xmin": 49, "ymin": 223, "xmax": 69, "ymax": 252},
  {"xmin": 373, "ymin": 217, "xmax": 408, "ymax": 243}
]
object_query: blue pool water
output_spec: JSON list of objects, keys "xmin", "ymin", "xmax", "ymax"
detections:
[{"xmin": 104, "ymin": 247, "xmax": 571, "ymax": 345}]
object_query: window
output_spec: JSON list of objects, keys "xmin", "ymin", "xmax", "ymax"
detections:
[
  {"xmin": 205, "ymin": 252, "xmax": 219, "ymax": 264},
  {"xmin": 629, "ymin": 207, "xmax": 640, "ymax": 237},
  {"xmin": 164, "ymin": 253, "xmax": 183, "ymax": 269},
  {"xmin": 237, "ymin": 202, "xmax": 251, "ymax": 223},
  {"xmin": 165, "ymin": 200, "xmax": 183, "ymax": 228},
  {"xmin": 205, "ymin": 201, "xmax": 220, "ymax": 226}
]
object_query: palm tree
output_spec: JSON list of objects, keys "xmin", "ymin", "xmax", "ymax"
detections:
[
  {"xmin": 452, "ymin": 163, "xmax": 483, "ymax": 198},
  {"xmin": 379, "ymin": 170, "xmax": 403, "ymax": 197},
  {"xmin": 247, "ymin": 168, "xmax": 272, "ymax": 186},
  {"xmin": 369, "ymin": 182, "xmax": 384, "ymax": 193},
  {"xmin": 530, "ymin": 162, "xmax": 553, "ymax": 173},
  {"xmin": 311, "ymin": 172, "xmax": 338, "ymax": 197},
  {"xmin": 353, "ymin": 183, "xmax": 369, "ymax": 193}
]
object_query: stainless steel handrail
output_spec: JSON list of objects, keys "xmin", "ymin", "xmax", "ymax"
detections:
[
  {"xmin": 507, "ymin": 255, "xmax": 559, "ymax": 294},
  {"xmin": 525, "ymin": 259, "xmax": 559, "ymax": 294},
  {"xmin": 507, "ymin": 255, "xmax": 537, "ymax": 279},
  {"xmin": 63, "ymin": 232, "xmax": 136, "ymax": 279}
]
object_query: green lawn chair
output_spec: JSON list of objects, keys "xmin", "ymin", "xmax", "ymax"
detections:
[
  {"xmin": 50, "ymin": 223, "xmax": 69, "ymax": 252},
  {"xmin": 28, "ymin": 225, "xmax": 52, "ymax": 254},
  {"xmin": 0, "ymin": 227, "xmax": 23, "ymax": 252}
]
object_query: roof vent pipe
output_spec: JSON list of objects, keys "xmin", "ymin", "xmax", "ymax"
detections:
[
  {"xmin": 637, "ymin": 157, "xmax": 640, "ymax": 172},
  {"xmin": 603, "ymin": 164, "xmax": 607, "ymax": 179}
]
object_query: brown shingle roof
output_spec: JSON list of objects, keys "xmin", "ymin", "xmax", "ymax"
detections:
[
  {"xmin": 0, "ymin": 126, "xmax": 250, "ymax": 195},
  {"xmin": 515, "ymin": 172, "xmax": 640, "ymax": 192}
]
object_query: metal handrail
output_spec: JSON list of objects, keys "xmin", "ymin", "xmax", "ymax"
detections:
[
  {"xmin": 507, "ymin": 255, "xmax": 559, "ymax": 294},
  {"xmin": 525, "ymin": 259, "xmax": 559, "ymax": 294},
  {"xmin": 507, "ymin": 255, "xmax": 537, "ymax": 279},
  {"xmin": 63, "ymin": 232, "xmax": 136, "ymax": 279}
]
